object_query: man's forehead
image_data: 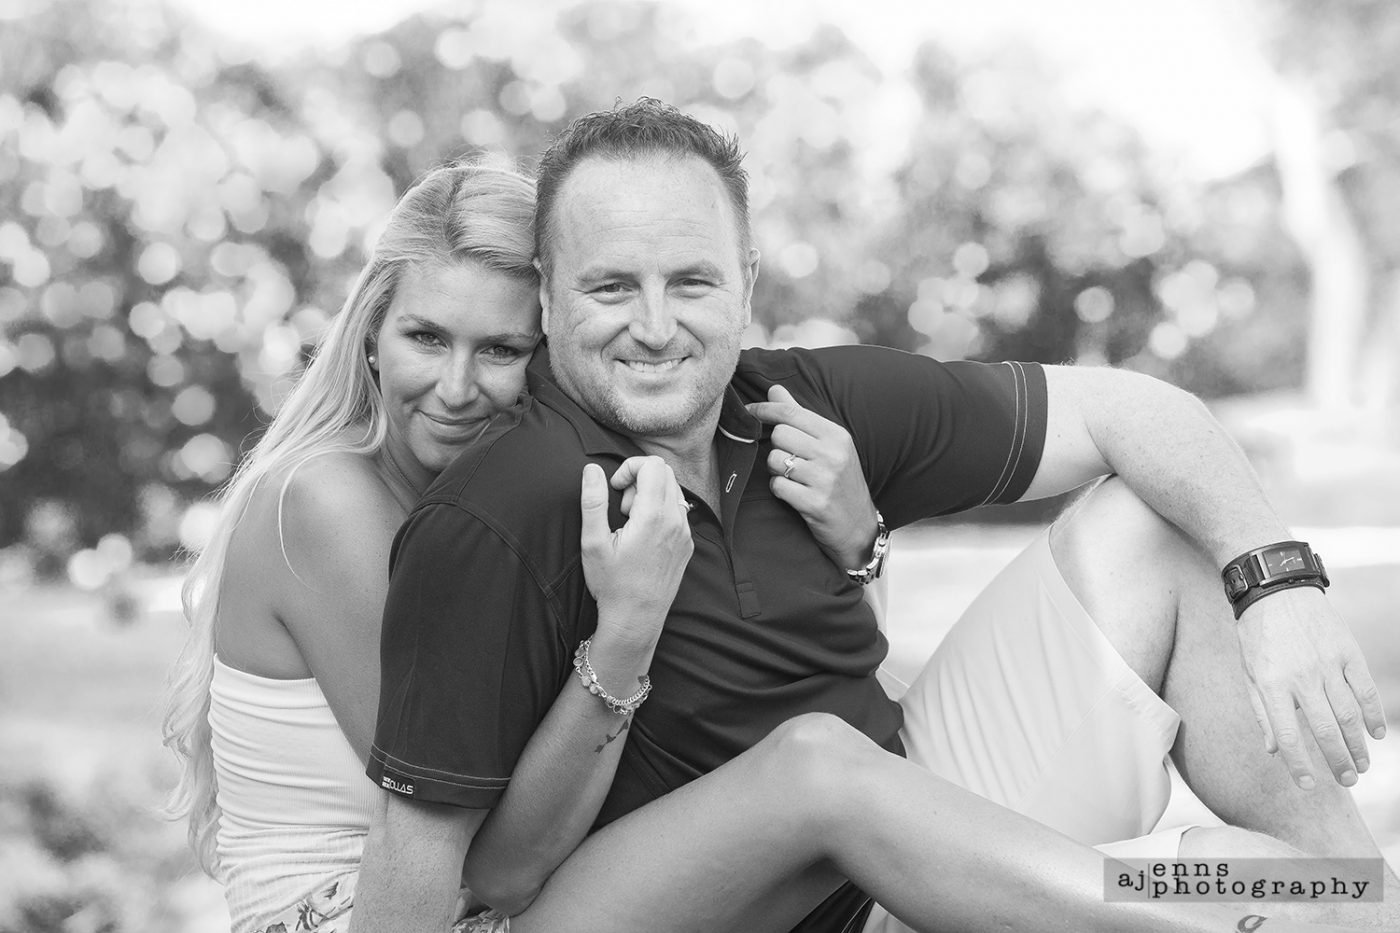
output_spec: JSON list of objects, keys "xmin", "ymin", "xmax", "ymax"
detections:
[
  {"xmin": 550, "ymin": 154, "xmax": 741, "ymax": 259},
  {"xmin": 557, "ymin": 153, "xmax": 727, "ymax": 210}
]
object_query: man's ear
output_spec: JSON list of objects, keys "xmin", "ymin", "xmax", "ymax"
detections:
[
  {"xmin": 535, "ymin": 258, "xmax": 552, "ymax": 334},
  {"xmin": 741, "ymin": 248, "xmax": 761, "ymax": 325}
]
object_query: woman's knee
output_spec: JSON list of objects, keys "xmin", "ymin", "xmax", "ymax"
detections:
[
  {"xmin": 1179, "ymin": 825, "xmax": 1309, "ymax": 860},
  {"xmin": 758, "ymin": 713, "xmax": 884, "ymax": 812}
]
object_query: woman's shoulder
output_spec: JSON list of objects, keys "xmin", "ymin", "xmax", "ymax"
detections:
[{"xmin": 255, "ymin": 446, "xmax": 402, "ymax": 548}]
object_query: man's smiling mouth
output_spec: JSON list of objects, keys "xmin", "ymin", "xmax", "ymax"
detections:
[{"xmin": 621, "ymin": 358, "xmax": 683, "ymax": 374}]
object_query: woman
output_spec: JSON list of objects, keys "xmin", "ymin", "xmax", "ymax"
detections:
[{"xmin": 165, "ymin": 162, "xmax": 1367, "ymax": 933}]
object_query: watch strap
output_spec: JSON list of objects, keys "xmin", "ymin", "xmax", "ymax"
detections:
[
  {"xmin": 1221, "ymin": 540, "xmax": 1329, "ymax": 620},
  {"xmin": 845, "ymin": 511, "xmax": 890, "ymax": 585}
]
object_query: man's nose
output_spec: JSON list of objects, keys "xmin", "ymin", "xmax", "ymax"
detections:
[
  {"xmin": 436, "ymin": 357, "xmax": 480, "ymax": 409},
  {"xmin": 629, "ymin": 287, "xmax": 678, "ymax": 349}
]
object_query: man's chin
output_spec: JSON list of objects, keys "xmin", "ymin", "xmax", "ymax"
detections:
[{"xmin": 592, "ymin": 397, "xmax": 702, "ymax": 441}]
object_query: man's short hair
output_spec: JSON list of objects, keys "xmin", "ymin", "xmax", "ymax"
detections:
[{"xmin": 534, "ymin": 97, "xmax": 752, "ymax": 278}]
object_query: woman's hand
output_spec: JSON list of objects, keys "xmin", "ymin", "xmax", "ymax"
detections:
[
  {"xmin": 747, "ymin": 384, "xmax": 881, "ymax": 571},
  {"xmin": 579, "ymin": 457, "xmax": 694, "ymax": 649}
]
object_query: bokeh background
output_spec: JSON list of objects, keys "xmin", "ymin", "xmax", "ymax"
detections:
[{"xmin": 1, "ymin": 0, "xmax": 1398, "ymax": 929}]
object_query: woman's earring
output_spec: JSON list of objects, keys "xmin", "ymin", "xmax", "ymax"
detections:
[{"xmin": 367, "ymin": 353, "xmax": 378, "ymax": 368}]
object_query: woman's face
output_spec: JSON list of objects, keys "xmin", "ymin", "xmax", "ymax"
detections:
[{"xmin": 375, "ymin": 259, "xmax": 541, "ymax": 478}]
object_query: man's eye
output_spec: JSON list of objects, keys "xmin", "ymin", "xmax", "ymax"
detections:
[
  {"xmin": 676, "ymin": 278, "xmax": 712, "ymax": 290},
  {"xmin": 593, "ymin": 283, "xmax": 627, "ymax": 295}
]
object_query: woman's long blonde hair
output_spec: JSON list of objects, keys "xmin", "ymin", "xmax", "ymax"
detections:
[{"xmin": 161, "ymin": 161, "xmax": 538, "ymax": 876}]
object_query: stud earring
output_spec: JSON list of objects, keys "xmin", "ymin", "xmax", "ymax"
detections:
[{"xmin": 367, "ymin": 353, "xmax": 377, "ymax": 367}]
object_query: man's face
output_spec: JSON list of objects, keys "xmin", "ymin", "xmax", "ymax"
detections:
[{"xmin": 540, "ymin": 154, "xmax": 758, "ymax": 448}]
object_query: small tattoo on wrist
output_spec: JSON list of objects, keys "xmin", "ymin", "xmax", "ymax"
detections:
[{"xmin": 593, "ymin": 716, "xmax": 631, "ymax": 754}]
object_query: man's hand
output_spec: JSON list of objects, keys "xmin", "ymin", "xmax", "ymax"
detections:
[
  {"xmin": 579, "ymin": 457, "xmax": 694, "ymax": 648},
  {"xmin": 1235, "ymin": 586, "xmax": 1387, "ymax": 789},
  {"xmin": 746, "ymin": 385, "xmax": 881, "ymax": 570}
]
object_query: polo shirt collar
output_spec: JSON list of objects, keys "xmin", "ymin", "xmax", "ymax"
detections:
[{"xmin": 526, "ymin": 345, "xmax": 763, "ymax": 456}]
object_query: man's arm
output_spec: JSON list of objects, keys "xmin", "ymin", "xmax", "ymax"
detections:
[
  {"xmin": 1023, "ymin": 364, "xmax": 1386, "ymax": 786},
  {"xmin": 351, "ymin": 792, "xmax": 485, "ymax": 933}
]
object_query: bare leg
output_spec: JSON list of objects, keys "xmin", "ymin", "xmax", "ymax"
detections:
[
  {"xmin": 1050, "ymin": 478, "xmax": 1397, "ymax": 927},
  {"xmin": 506, "ymin": 714, "xmax": 1362, "ymax": 933}
]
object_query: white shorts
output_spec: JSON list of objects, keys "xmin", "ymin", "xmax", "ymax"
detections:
[{"xmin": 864, "ymin": 530, "xmax": 1192, "ymax": 933}]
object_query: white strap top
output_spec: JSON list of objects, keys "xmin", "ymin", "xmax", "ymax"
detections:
[{"xmin": 209, "ymin": 656, "xmax": 377, "ymax": 933}]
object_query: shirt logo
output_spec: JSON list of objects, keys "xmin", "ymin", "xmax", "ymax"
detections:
[{"xmin": 380, "ymin": 774, "xmax": 415, "ymax": 796}]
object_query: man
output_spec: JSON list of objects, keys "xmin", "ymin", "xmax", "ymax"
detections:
[{"xmin": 354, "ymin": 100, "xmax": 1392, "ymax": 932}]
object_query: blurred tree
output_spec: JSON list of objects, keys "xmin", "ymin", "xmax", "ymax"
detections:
[
  {"xmin": 855, "ymin": 41, "xmax": 1309, "ymax": 403},
  {"xmin": 0, "ymin": 0, "xmax": 346, "ymax": 574},
  {"xmin": 0, "ymin": 0, "xmax": 1333, "ymax": 579},
  {"xmin": 1253, "ymin": 0, "xmax": 1400, "ymax": 421}
]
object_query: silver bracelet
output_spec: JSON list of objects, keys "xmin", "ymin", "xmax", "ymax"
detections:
[{"xmin": 572, "ymin": 638, "xmax": 652, "ymax": 715}]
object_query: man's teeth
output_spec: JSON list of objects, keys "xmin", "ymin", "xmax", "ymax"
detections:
[{"xmin": 623, "ymin": 359, "xmax": 681, "ymax": 373}]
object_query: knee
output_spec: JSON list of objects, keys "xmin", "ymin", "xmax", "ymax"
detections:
[
  {"xmin": 759, "ymin": 713, "xmax": 882, "ymax": 812},
  {"xmin": 1051, "ymin": 476, "xmax": 1190, "ymax": 577},
  {"xmin": 1179, "ymin": 825, "xmax": 1309, "ymax": 860}
]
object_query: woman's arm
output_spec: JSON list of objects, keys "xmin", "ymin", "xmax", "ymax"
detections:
[
  {"xmin": 258, "ymin": 453, "xmax": 406, "ymax": 761},
  {"xmin": 746, "ymin": 384, "xmax": 882, "ymax": 572},
  {"xmin": 462, "ymin": 457, "xmax": 693, "ymax": 913}
]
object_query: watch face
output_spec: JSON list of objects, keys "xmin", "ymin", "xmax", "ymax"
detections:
[{"xmin": 1263, "ymin": 545, "xmax": 1307, "ymax": 575}]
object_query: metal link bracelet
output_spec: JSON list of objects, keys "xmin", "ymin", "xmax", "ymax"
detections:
[{"xmin": 572, "ymin": 638, "xmax": 652, "ymax": 715}]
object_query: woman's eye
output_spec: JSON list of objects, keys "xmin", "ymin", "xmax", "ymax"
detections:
[
  {"xmin": 410, "ymin": 331, "xmax": 443, "ymax": 347},
  {"xmin": 484, "ymin": 345, "xmax": 523, "ymax": 360}
]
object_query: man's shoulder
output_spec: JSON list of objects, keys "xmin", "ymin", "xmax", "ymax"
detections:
[
  {"xmin": 737, "ymin": 344, "xmax": 924, "ymax": 379},
  {"xmin": 733, "ymin": 344, "xmax": 932, "ymax": 406},
  {"xmin": 420, "ymin": 394, "xmax": 592, "ymax": 521}
]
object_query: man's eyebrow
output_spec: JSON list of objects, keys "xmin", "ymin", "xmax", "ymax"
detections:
[
  {"xmin": 674, "ymin": 260, "xmax": 726, "ymax": 280},
  {"xmin": 573, "ymin": 265, "xmax": 630, "ymax": 284},
  {"xmin": 483, "ymin": 330, "xmax": 543, "ymax": 343}
]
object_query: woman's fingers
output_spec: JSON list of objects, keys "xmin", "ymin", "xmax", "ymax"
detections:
[{"xmin": 580, "ymin": 463, "xmax": 612, "ymax": 554}]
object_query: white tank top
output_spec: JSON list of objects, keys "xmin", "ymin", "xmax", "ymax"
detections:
[{"xmin": 209, "ymin": 656, "xmax": 378, "ymax": 932}]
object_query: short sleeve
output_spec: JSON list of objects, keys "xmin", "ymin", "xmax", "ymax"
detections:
[
  {"xmin": 746, "ymin": 347, "xmax": 1046, "ymax": 529},
  {"xmin": 367, "ymin": 501, "xmax": 572, "ymax": 809}
]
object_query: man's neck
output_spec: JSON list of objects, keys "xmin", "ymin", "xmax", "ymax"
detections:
[{"xmin": 635, "ymin": 432, "xmax": 722, "ymax": 510}]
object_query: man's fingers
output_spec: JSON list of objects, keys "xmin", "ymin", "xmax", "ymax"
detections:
[
  {"xmin": 1247, "ymin": 686, "xmax": 1278, "ymax": 755},
  {"xmin": 1295, "ymin": 688, "xmax": 1358, "ymax": 787},
  {"xmin": 1344, "ymin": 656, "xmax": 1388, "ymax": 741},
  {"xmin": 1323, "ymin": 675, "xmax": 1370, "ymax": 778},
  {"xmin": 580, "ymin": 463, "xmax": 612, "ymax": 551},
  {"xmin": 1263, "ymin": 692, "xmax": 1316, "ymax": 790}
]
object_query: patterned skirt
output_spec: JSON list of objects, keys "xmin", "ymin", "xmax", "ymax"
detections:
[{"xmin": 249, "ymin": 875, "xmax": 509, "ymax": 933}]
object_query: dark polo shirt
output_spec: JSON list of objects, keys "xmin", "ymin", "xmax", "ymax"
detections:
[{"xmin": 368, "ymin": 344, "xmax": 1045, "ymax": 925}]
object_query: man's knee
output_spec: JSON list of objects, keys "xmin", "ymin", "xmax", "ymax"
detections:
[
  {"xmin": 1050, "ymin": 476, "xmax": 1198, "ymax": 597},
  {"xmin": 1053, "ymin": 478, "xmax": 1180, "ymax": 559},
  {"xmin": 1048, "ymin": 477, "xmax": 1193, "ymax": 688}
]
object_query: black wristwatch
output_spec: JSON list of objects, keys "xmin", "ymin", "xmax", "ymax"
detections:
[
  {"xmin": 1221, "ymin": 540, "xmax": 1329, "ymax": 620},
  {"xmin": 845, "ymin": 511, "xmax": 890, "ymax": 585}
]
